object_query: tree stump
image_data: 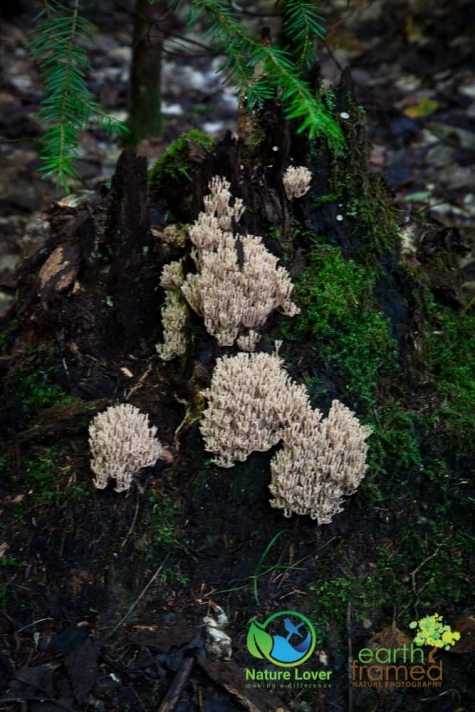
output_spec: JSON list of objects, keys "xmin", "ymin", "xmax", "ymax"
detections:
[{"xmin": 1, "ymin": 70, "xmax": 474, "ymax": 712}]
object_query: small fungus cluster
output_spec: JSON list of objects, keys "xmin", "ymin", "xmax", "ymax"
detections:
[
  {"xmin": 282, "ymin": 165, "xmax": 312, "ymax": 200},
  {"xmin": 156, "ymin": 260, "xmax": 188, "ymax": 360},
  {"xmin": 180, "ymin": 176, "xmax": 299, "ymax": 348},
  {"xmin": 89, "ymin": 404, "xmax": 172, "ymax": 492}
]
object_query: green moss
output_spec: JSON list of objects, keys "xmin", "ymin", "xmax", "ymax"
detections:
[
  {"xmin": 23, "ymin": 445, "xmax": 91, "ymax": 507},
  {"xmin": 17, "ymin": 366, "xmax": 76, "ymax": 412},
  {"xmin": 420, "ymin": 298, "xmax": 475, "ymax": 457},
  {"xmin": 144, "ymin": 492, "xmax": 189, "ymax": 554},
  {"xmin": 0, "ymin": 317, "xmax": 18, "ymax": 354},
  {"xmin": 344, "ymin": 177, "xmax": 400, "ymax": 256},
  {"xmin": 148, "ymin": 130, "xmax": 215, "ymax": 193},
  {"xmin": 367, "ymin": 405, "xmax": 423, "ymax": 480},
  {"xmin": 282, "ymin": 242, "xmax": 473, "ymax": 525},
  {"xmin": 385, "ymin": 526, "xmax": 473, "ymax": 614},
  {"xmin": 310, "ymin": 574, "xmax": 386, "ymax": 642},
  {"xmin": 311, "ymin": 192, "xmax": 338, "ymax": 208},
  {"xmin": 284, "ymin": 246, "xmax": 397, "ymax": 409}
]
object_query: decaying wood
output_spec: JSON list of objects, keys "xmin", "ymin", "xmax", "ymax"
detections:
[
  {"xmin": 104, "ymin": 149, "xmax": 158, "ymax": 353},
  {"xmin": 196, "ymin": 658, "xmax": 290, "ymax": 712},
  {"xmin": 15, "ymin": 400, "xmax": 111, "ymax": 444},
  {"xmin": 157, "ymin": 656, "xmax": 194, "ymax": 712}
]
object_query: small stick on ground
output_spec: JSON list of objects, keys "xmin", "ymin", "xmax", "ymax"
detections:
[
  {"xmin": 347, "ymin": 601, "xmax": 353, "ymax": 712},
  {"xmin": 120, "ymin": 489, "xmax": 140, "ymax": 548},
  {"xmin": 158, "ymin": 656, "xmax": 195, "ymax": 712},
  {"xmin": 107, "ymin": 554, "xmax": 170, "ymax": 638}
]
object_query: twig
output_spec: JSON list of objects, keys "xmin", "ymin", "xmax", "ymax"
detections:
[
  {"xmin": 17, "ymin": 618, "xmax": 54, "ymax": 632},
  {"xmin": 347, "ymin": 601, "xmax": 353, "ymax": 712},
  {"xmin": 120, "ymin": 489, "xmax": 140, "ymax": 548},
  {"xmin": 158, "ymin": 656, "xmax": 195, "ymax": 712},
  {"xmin": 107, "ymin": 554, "xmax": 170, "ymax": 638},
  {"xmin": 408, "ymin": 538, "xmax": 449, "ymax": 597},
  {"xmin": 420, "ymin": 688, "xmax": 461, "ymax": 704},
  {"xmin": 126, "ymin": 362, "xmax": 153, "ymax": 400},
  {"xmin": 130, "ymin": 684, "xmax": 148, "ymax": 712},
  {"xmin": 395, "ymin": 536, "xmax": 452, "ymax": 620}
]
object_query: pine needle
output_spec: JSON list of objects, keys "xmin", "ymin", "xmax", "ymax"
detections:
[{"xmin": 28, "ymin": 0, "xmax": 128, "ymax": 192}]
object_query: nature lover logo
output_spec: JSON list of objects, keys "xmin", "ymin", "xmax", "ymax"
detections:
[{"xmin": 247, "ymin": 611, "xmax": 316, "ymax": 667}]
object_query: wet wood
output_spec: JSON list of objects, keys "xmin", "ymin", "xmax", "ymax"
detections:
[
  {"xmin": 128, "ymin": 0, "xmax": 166, "ymax": 143},
  {"xmin": 157, "ymin": 656, "xmax": 194, "ymax": 712},
  {"xmin": 104, "ymin": 149, "xmax": 158, "ymax": 353},
  {"xmin": 197, "ymin": 658, "xmax": 290, "ymax": 712}
]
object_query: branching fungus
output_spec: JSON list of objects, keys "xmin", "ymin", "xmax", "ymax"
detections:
[{"xmin": 89, "ymin": 404, "xmax": 172, "ymax": 492}]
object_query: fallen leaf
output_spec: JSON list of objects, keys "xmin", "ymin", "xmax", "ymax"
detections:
[
  {"xmin": 38, "ymin": 244, "xmax": 80, "ymax": 295},
  {"xmin": 449, "ymin": 616, "xmax": 475, "ymax": 653},
  {"xmin": 404, "ymin": 97, "xmax": 439, "ymax": 119},
  {"xmin": 367, "ymin": 625, "xmax": 412, "ymax": 658}
]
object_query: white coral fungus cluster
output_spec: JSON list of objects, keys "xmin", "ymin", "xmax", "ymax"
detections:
[
  {"xmin": 156, "ymin": 260, "xmax": 189, "ymax": 360},
  {"xmin": 200, "ymin": 352, "xmax": 309, "ymax": 467},
  {"xmin": 89, "ymin": 404, "xmax": 171, "ymax": 492},
  {"xmin": 201, "ymin": 353, "xmax": 371, "ymax": 523},
  {"xmin": 270, "ymin": 400, "xmax": 372, "ymax": 524},
  {"xmin": 203, "ymin": 175, "xmax": 245, "ymax": 231},
  {"xmin": 283, "ymin": 166, "xmax": 312, "ymax": 199},
  {"xmin": 180, "ymin": 176, "xmax": 299, "ymax": 348}
]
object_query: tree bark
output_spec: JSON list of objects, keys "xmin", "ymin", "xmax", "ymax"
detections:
[{"xmin": 128, "ymin": 0, "xmax": 166, "ymax": 144}]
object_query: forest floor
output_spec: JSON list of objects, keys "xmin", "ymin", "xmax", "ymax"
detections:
[{"xmin": 1, "ymin": 1, "xmax": 475, "ymax": 711}]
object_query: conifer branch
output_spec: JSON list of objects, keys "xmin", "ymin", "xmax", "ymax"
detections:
[
  {"xmin": 280, "ymin": 0, "xmax": 325, "ymax": 67},
  {"xmin": 30, "ymin": 0, "xmax": 342, "ymax": 190},
  {"xmin": 175, "ymin": 0, "xmax": 343, "ymax": 147},
  {"xmin": 28, "ymin": 0, "xmax": 128, "ymax": 192},
  {"xmin": 261, "ymin": 45, "xmax": 341, "ymax": 144}
]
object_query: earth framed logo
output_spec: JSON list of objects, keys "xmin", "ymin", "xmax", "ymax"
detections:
[{"xmin": 247, "ymin": 610, "xmax": 316, "ymax": 667}]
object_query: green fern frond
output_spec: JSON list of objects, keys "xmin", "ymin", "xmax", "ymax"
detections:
[{"xmin": 28, "ymin": 0, "xmax": 128, "ymax": 192}]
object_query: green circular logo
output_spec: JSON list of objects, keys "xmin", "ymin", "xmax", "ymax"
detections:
[{"xmin": 247, "ymin": 610, "xmax": 316, "ymax": 667}]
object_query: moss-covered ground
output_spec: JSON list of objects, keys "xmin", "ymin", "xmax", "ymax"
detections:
[
  {"xmin": 148, "ymin": 129, "xmax": 215, "ymax": 195},
  {"xmin": 279, "ymin": 228, "xmax": 475, "ymax": 655}
]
